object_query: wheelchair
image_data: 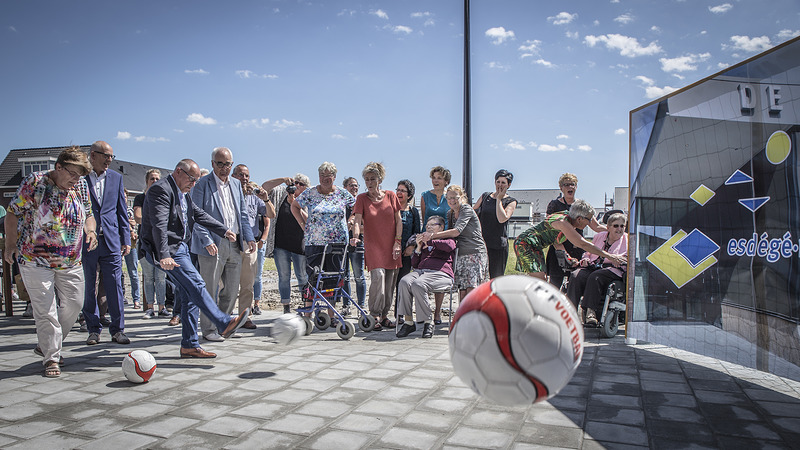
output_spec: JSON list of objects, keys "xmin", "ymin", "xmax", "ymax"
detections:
[{"xmin": 598, "ymin": 274, "xmax": 626, "ymax": 338}]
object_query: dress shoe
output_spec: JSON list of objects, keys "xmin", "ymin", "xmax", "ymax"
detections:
[
  {"xmin": 242, "ymin": 319, "xmax": 257, "ymax": 329},
  {"xmin": 396, "ymin": 322, "xmax": 416, "ymax": 338},
  {"xmin": 422, "ymin": 323, "xmax": 434, "ymax": 338},
  {"xmin": 112, "ymin": 332, "xmax": 131, "ymax": 344},
  {"xmin": 180, "ymin": 347, "xmax": 216, "ymax": 359},
  {"xmin": 203, "ymin": 331, "xmax": 224, "ymax": 342},
  {"xmin": 222, "ymin": 308, "xmax": 250, "ymax": 338},
  {"xmin": 168, "ymin": 316, "xmax": 181, "ymax": 326}
]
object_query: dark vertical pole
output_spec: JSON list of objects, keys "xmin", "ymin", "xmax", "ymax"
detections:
[{"xmin": 463, "ymin": 0, "xmax": 472, "ymax": 203}]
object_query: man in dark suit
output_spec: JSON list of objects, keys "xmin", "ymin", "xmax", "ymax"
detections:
[
  {"xmin": 140, "ymin": 159, "xmax": 249, "ymax": 358},
  {"xmin": 82, "ymin": 141, "xmax": 131, "ymax": 345}
]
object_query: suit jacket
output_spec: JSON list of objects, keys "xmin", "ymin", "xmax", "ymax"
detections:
[
  {"xmin": 140, "ymin": 175, "xmax": 228, "ymax": 262},
  {"xmin": 189, "ymin": 172, "xmax": 254, "ymax": 256},
  {"xmin": 84, "ymin": 168, "xmax": 130, "ymax": 253}
]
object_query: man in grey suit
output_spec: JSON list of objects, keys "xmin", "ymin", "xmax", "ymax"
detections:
[{"xmin": 191, "ymin": 147, "xmax": 257, "ymax": 342}]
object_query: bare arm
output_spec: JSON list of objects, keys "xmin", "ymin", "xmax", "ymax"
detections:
[
  {"xmin": 133, "ymin": 206, "xmax": 143, "ymax": 224},
  {"xmin": 290, "ymin": 200, "xmax": 306, "ymax": 230},
  {"xmin": 589, "ymin": 216, "xmax": 607, "ymax": 233},
  {"xmin": 496, "ymin": 198, "xmax": 516, "ymax": 224},
  {"xmin": 553, "ymin": 219, "xmax": 625, "ymax": 266},
  {"xmin": 262, "ymin": 177, "xmax": 293, "ymax": 193}
]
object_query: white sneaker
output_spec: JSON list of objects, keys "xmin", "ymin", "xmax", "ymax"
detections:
[
  {"xmin": 142, "ymin": 309, "xmax": 155, "ymax": 319},
  {"xmin": 22, "ymin": 303, "xmax": 33, "ymax": 318},
  {"xmin": 203, "ymin": 331, "xmax": 225, "ymax": 342}
]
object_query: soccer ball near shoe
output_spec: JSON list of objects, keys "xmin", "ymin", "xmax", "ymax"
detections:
[
  {"xmin": 271, "ymin": 314, "xmax": 305, "ymax": 345},
  {"xmin": 122, "ymin": 350, "xmax": 157, "ymax": 383},
  {"xmin": 449, "ymin": 275, "xmax": 584, "ymax": 405}
]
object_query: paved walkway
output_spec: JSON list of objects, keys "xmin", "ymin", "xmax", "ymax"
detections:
[{"xmin": 0, "ymin": 302, "xmax": 799, "ymax": 449}]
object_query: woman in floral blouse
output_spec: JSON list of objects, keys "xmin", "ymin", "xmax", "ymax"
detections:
[{"xmin": 4, "ymin": 147, "xmax": 98, "ymax": 377}]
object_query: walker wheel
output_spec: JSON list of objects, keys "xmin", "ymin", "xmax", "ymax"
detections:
[
  {"xmin": 359, "ymin": 314, "xmax": 376, "ymax": 332},
  {"xmin": 315, "ymin": 312, "xmax": 331, "ymax": 330},
  {"xmin": 302, "ymin": 316, "xmax": 313, "ymax": 336},
  {"xmin": 601, "ymin": 310, "xmax": 619, "ymax": 338},
  {"xmin": 337, "ymin": 321, "xmax": 355, "ymax": 340}
]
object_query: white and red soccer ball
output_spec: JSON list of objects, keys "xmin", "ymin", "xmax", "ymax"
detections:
[
  {"xmin": 449, "ymin": 275, "xmax": 584, "ymax": 405},
  {"xmin": 122, "ymin": 350, "xmax": 157, "ymax": 383}
]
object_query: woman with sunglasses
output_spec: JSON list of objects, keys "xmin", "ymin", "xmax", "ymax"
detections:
[
  {"xmin": 262, "ymin": 173, "xmax": 312, "ymax": 314},
  {"xmin": 514, "ymin": 199, "xmax": 626, "ymax": 282},
  {"xmin": 566, "ymin": 213, "xmax": 628, "ymax": 326},
  {"xmin": 545, "ymin": 173, "xmax": 606, "ymax": 289}
]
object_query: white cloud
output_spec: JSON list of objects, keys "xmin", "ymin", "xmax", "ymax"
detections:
[
  {"xmin": 556, "ymin": 134, "xmax": 569, "ymax": 140},
  {"xmin": 236, "ymin": 70, "xmax": 278, "ymax": 79},
  {"xmin": 173, "ymin": 129, "xmax": 184, "ymax": 133},
  {"xmin": 371, "ymin": 9, "xmax": 388, "ymax": 20},
  {"xmin": 708, "ymin": 3, "xmax": 732, "ymax": 14},
  {"xmin": 584, "ymin": 34, "xmax": 662, "ymax": 57},
  {"xmin": 234, "ymin": 118, "xmax": 271, "ymax": 129},
  {"xmin": 9, "ymin": 26, "xmax": 17, "ymax": 32},
  {"xmin": 116, "ymin": 131, "xmax": 132, "ymax": 140},
  {"xmin": 593, "ymin": 20, "xmax": 600, "ymax": 26},
  {"xmin": 337, "ymin": 9, "xmax": 357, "ymax": 17},
  {"xmin": 272, "ymin": 119, "xmax": 303, "ymax": 131},
  {"xmin": 186, "ymin": 113, "xmax": 217, "ymax": 125},
  {"xmin": 614, "ymin": 13, "xmax": 634, "ymax": 25},
  {"xmin": 518, "ymin": 39, "xmax": 541, "ymax": 58},
  {"xmin": 331, "ymin": 134, "xmax": 346, "ymax": 140},
  {"xmin": 391, "ymin": 25, "xmax": 413, "ymax": 34},
  {"xmin": 566, "ymin": 31, "xmax": 579, "ymax": 40},
  {"xmin": 614, "ymin": 128, "xmax": 626, "ymax": 135},
  {"xmin": 364, "ymin": 133, "xmax": 379, "ymax": 139},
  {"xmin": 184, "ymin": 68, "xmax": 208, "ymax": 75},
  {"xmin": 134, "ymin": 136, "xmax": 170, "ymax": 143},
  {"xmin": 634, "ymin": 75, "xmax": 655, "ymax": 86},
  {"xmin": 547, "ymin": 12, "xmax": 577, "ymax": 25},
  {"xmin": 538, "ymin": 143, "xmax": 568, "ymax": 152},
  {"xmin": 717, "ymin": 62, "xmax": 730, "ymax": 69},
  {"xmin": 651, "ymin": 26, "xmax": 661, "ymax": 33},
  {"xmin": 485, "ymin": 27, "xmax": 515, "ymax": 45},
  {"xmin": 610, "ymin": 0, "xmax": 620, "ymax": 3},
  {"xmin": 673, "ymin": 73, "xmax": 686, "ymax": 80},
  {"xmin": 659, "ymin": 52, "xmax": 711, "ymax": 72},
  {"xmin": 503, "ymin": 139, "xmax": 527, "ymax": 151},
  {"xmin": 725, "ymin": 35, "xmax": 772, "ymax": 53},
  {"xmin": 486, "ymin": 61, "xmax": 508, "ymax": 70},
  {"xmin": 578, "ymin": 145, "xmax": 592, "ymax": 152},
  {"xmin": 534, "ymin": 59, "xmax": 555, "ymax": 68},
  {"xmin": 777, "ymin": 29, "xmax": 800, "ymax": 41},
  {"xmin": 635, "ymin": 76, "xmax": 677, "ymax": 98},
  {"xmin": 411, "ymin": 11, "xmax": 435, "ymax": 26}
]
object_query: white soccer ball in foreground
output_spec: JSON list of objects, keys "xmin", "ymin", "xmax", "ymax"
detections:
[
  {"xmin": 449, "ymin": 275, "xmax": 584, "ymax": 405},
  {"xmin": 271, "ymin": 314, "xmax": 305, "ymax": 345},
  {"xmin": 122, "ymin": 349, "xmax": 157, "ymax": 383}
]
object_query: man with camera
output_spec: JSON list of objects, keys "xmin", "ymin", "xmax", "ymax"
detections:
[
  {"xmin": 261, "ymin": 174, "xmax": 311, "ymax": 314},
  {"xmin": 232, "ymin": 164, "xmax": 274, "ymax": 322}
]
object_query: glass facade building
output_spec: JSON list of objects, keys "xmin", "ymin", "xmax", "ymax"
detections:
[{"xmin": 629, "ymin": 37, "xmax": 800, "ymax": 381}]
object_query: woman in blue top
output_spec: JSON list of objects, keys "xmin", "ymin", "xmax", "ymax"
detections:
[
  {"xmin": 420, "ymin": 166, "xmax": 451, "ymax": 228},
  {"xmin": 419, "ymin": 165, "xmax": 451, "ymax": 323}
]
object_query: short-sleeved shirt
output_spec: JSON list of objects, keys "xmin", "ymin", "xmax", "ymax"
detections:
[
  {"xmin": 476, "ymin": 192, "xmax": 517, "ymax": 249},
  {"xmin": 9, "ymin": 171, "xmax": 92, "ymax": 269},
  {"xmin": 422, "ymin": 190, "xmax": 450, "ymax": 228},
  {"xmin": 243, "ymin": 193, "xmax": 267, "ymax": 241},
  {"xmin": 447, "ymin": 203, "xmax": 487, "ymax": 256},
  {"xmin": 354, "ymin": 190, "xmax": 402, "ymax": 270},
  {"xmin": 294, "ymin": 186, "xmax": 355, "ymax": 246}
]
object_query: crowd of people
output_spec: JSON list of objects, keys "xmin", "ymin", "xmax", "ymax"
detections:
[{"xmin": 4, "ymin": 143, "xmax": 627, "ymax": 377}]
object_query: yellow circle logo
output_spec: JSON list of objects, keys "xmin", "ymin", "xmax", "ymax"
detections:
[{"xmin": 766, "ymin": 130, "xmax": 791, "ymax": 164}]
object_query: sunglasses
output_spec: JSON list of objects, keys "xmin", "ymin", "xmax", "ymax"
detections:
[
  {"xmin": 611, "ymin": 224, "xmax": 625, "ymax": 228},
  {"xmin": 93, "ymin": 151, "xmax": 115, "ymax": 161}
]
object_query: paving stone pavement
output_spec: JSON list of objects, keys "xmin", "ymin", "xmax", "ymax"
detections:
[{"xmin": 1, "ymin": 303, "xmax": 800, "ymax": 449}]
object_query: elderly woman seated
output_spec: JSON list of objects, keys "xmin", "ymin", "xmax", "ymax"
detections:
[
  {"xmin": 566, "ymin": 212, "xmax": 628, "ymax": 326},
  {"xmin": 395, "ymin": 216, "xmax": 456, "ymax": 339}
]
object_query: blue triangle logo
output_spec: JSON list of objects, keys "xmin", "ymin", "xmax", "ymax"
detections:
[
  {"xmin": 725, "ymin": 170, "xmax": 753, "ymax": 185},
  {"xmin": 738, "ymin": 197, "xmax": 770, "ymax": 212}
]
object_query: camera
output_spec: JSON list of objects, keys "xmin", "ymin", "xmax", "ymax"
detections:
[
  {"xmin": 253, "ymin": 187, "xmax": 262, "ymax": 195},
  {"xmin": 286, "ymin": 182, "xmax": 297, "ymax": 194}
]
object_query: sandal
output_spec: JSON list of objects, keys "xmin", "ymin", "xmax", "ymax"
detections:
[
  {"xmin": 44, "ymin": 361, "xmax": 60, "ymax": 378},
  {"xmin": 380, "ymin": 318, "xmax": 396, "ymax": 329},
  {"xmin": 372, "ymin": 321, "xmax": 382, "ymax": 331}
]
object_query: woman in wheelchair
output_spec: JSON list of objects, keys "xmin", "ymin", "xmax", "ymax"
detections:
[
  {"xmin": 514, "ymin": 200, "xmax": 626, "ymax": 281},
  {"xmin": 565, "ymin": 212, "xmax": 628, "ymax": 326}
]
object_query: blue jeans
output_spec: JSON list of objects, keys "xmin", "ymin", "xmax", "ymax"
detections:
[
  {"xmin": 273, "ymin": 247, "xmax": 308, "ymax": 304},
  {"xmin": 140, "ymin": 257, "xmax": 166, "ymax": 307},
  {"xmin": 253, "ymin": 246, "xmax": 266, "ymax": 302},
  {"xmin": 343, "ymin": 244, "xmax": 366, "ymax": 307},
  {"xmin": 123, "ymin": 247, "xmax": 140, "ymax": 303},
  {"xmin": 145, "ymin": 243, "xmax": 231, "ymax": 349}
]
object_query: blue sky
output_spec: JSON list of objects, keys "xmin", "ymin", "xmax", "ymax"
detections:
[{"xmin": 1, "ymin": 0, "xmax": 798, "ymax": 208}]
